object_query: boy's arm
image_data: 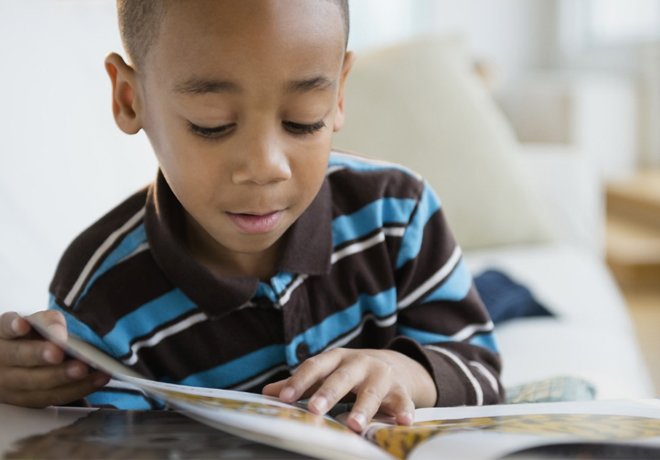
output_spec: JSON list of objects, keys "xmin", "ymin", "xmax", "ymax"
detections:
[
  {"xmin": 387, "ymin": 182, "xmax": 503, "ymax": 407},
  {"xmin": 0, "ymin": 310, "xmax": 109, "ymax": 407},
  {"xmin": 264, "ymin": 180, "xmax": 502, "ymax": 432}
]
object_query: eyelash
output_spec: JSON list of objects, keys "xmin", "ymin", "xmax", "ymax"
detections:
[
  {"xmin": 188, "ymin": 120, "xmax": 326, "ymax": 140},
  {"xmin": 188, "ymin": 123, "xmax": 235, "ymax": 139},
  {"xmin": 283, "ymin": 120, "xmax": 326, "ymax": 135}
]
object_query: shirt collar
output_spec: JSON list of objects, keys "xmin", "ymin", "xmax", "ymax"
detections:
[{"xmin": 144, "ymin": 171, "xmax": 332, "ymax": 318}]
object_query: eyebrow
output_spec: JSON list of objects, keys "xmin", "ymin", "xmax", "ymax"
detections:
[
  {"xmin": 287, "ymin": 76, "xmax": 336, "ymax": 93},
  {"xmin": 173, "ymin": 78, "xmax": 240, "ymax": 95},
  {"xmin": 173, "ymin": 76, "xmax": 335, "ymax": 95}
]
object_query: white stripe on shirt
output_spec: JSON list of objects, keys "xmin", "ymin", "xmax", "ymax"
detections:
[
  {"xmin": 451, "ymin": 321, "xmax": 494, "ymax": 342},
  {"xmin": 279, "ymin": 228, "xmax": 405, "ymax": 308},
  {"xmin": 426, "ymin": 345, "xmax": 484, "ymax": 406},
  {"xmin": 469, "ymin": 360, "xmax": 500, "ymax": 396},
  {"xmin": 277, "ymin": 274, "xmax": 308, "ymax": 307},
  {"xmin": 331, "ymin": 231, "xmax": 385, "ymax": 265},
  {"xmin": 122, "ymin": 311, "xmax": 208, "ymax": 366},
  {"xmin": 325, "ymin": 312, "xmax": 398, "ymax": 352},
  {"xmin": 116, "ymin": 241, "xmax": 150, "ymax": 266},
  {"xmin": 397, "ymin": 246, "xmax": 462, "ymax": 309},
  {"xmin": 64, "ymin": 207, "xmax": 146, "ymax": 307}
]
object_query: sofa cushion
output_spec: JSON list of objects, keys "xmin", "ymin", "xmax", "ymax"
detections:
[
  {"xmin": 333, "ymin": 35, "xmax": 554, "ymax": 249},
  {"xmin": 465, "ymin": 243, "xmax": 655, "ymax": 399}
]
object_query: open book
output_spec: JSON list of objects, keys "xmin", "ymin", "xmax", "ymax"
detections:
[{"xmin": 28, "ymin": 316, "xmax": 660, "ymax": 460}]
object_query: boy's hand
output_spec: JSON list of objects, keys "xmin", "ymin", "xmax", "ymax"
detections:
[
  {"xmin": 262, "ymin": 348, "xmax": 437, "ymax": 432},
  {"xmin": 0, "ymin": 311, "xmax": 109, "ymax": 408}
]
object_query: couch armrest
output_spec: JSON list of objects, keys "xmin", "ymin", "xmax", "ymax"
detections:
[{"xmin": 520, "ymin": 143, "xmax": 605, "ymax": 257}]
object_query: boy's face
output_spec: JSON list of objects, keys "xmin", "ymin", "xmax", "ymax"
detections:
[{"xmin": 111, "ymin": 0, "xmax": 352, "ymax": 276}]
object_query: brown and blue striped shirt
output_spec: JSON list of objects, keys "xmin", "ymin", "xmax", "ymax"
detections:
[{"xmin": 48, "ymin": 151, "xmax": 503, "ymax": 409}]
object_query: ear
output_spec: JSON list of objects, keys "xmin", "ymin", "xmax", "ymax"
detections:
[
  {"xmin": 333, "ymin": 51, "xmax": 355, "ymax": 133},
  {"xmin": 104, "ymin": 53, "xmax": 143, "ymax": 134}
]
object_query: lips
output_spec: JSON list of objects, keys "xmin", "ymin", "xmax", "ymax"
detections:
[{"xmin": 226, "ymin": 210, "xmax": 284, "ymax": 234}]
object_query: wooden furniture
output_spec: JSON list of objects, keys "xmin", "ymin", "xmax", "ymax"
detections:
[
  {"xmin": 605, "ymin": 169, "xmax": 660, "ymax": 394},
  {"xmin": 606, "ymin": 169, "xmax": 660, "ymax": 289}
]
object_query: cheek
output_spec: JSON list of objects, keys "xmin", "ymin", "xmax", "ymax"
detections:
[
  {"xmin": 148, "ymin": 132, "xmax": 223, "ymax": 211},
  {"xmin": 291, "ymin": 142, "xmax": 330, "ymax": 196},
  {"xmin": 147, "ymin": 119, "xmax": 210, "ymax": 182}
]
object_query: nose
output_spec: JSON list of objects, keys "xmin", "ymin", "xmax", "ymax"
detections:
[{"xmin": 231, "ymin": 131, "xmax": 292, "ymax": 186}]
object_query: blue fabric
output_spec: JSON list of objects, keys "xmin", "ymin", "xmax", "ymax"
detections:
[
  {"xmin": 396, "ymin": 184, "xmax": 441, "ymax": 268},
  {"xmin": 474, "ymin": 269, "xmax": 553, "ymax": 324},
  {"xmin": 285, "ymin": 288, "xmax": 398, "ymax": 366},
  {"xmin": 331, "ymin": 197, "xmax": 417, "ymax": 248},
  {"xmin": 398, "ymin": 324, "xmax": 499, "ymax": 353}
]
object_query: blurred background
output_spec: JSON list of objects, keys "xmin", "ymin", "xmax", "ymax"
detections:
[
  {"xmin": 347, "ymin": 1, "xmax": 660, "ymax": 319},
  {"xmin": 0, "ymin": 1, "xmax": 658, "ymax": 394}
]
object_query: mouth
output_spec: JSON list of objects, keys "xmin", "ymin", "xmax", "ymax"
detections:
[{"xmin": 226, "ymin": 210, "xmax": 284, "ymax": 234}]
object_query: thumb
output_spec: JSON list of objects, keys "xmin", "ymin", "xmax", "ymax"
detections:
[{"xmin": 25, "ymin": 310, "xmax": 68, "ymax": 343}]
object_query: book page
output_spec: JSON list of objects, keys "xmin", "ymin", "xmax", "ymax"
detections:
[
  {"xmin": 26, "ymin": 316, "xmax": 394, "ymax": 460},
  {"xmin": 362, "ymin": 400, "xmax": 660, "ymax": 460}
]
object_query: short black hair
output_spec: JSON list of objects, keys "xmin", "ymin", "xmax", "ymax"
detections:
[{"xmin": 116, "ymin": 0, "xmax": 350, "ymax": 69}]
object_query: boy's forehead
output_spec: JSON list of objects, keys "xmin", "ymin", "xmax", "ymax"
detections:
[
  {"xmin": 157, "ymin": 1, "xmax": 344, "ymax": 59},
  {"xmin": 147, "ymin": 0, "xmax": 346, "ymax": 89}
]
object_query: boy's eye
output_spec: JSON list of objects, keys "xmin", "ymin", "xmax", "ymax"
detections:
[
  {"xmin": 188, "ymin": 120, "xmax": 326, "ymax": 139},
  {"xmin": 283, "ymin": 120, "xmax": 326, "ymax": 135},
  {"xmin": 188, "ymin": 122, "xmax": 235, "ymax": 139}
]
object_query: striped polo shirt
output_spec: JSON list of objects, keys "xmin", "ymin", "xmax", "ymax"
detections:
[{"xmin": 48, "ymin": 151, "xmax": 503, "ymax": 409}]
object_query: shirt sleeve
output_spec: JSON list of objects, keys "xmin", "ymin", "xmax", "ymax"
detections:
[{"xmin": 386, "ymin": 182, "xmax": 504, "ymax": 406}]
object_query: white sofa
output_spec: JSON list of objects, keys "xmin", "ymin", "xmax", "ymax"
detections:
[{"xmin": 333, "ymin": 35, "xmax": 655, "ymax": 400}]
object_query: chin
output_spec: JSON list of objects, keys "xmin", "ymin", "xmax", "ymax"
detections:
[{"xmin": 228, "ymin": 234, "xmax": 282, "ymax": 254}]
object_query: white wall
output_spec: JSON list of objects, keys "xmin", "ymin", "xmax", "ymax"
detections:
[{"xmin": 0, "ymin": 1, "xmax": 157, "ymax": 312}]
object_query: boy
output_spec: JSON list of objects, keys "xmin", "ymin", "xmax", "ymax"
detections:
[{"xmin": 0, "ymin": 0, "xmax": 503, "ymax": 432}]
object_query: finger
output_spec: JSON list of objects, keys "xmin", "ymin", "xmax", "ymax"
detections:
[
  {"xmin": 380, "ymin": 389, "xmax": 416, "ymax": 426},
  {"xmin": 0, "ymin": 360, "xmax": 92, "ymax": 391},
  {"xmin": 4, "ymin": 371, "xmax": 110, "ymax": 408},
  {"xmin": 280, "ymin": 349, "xmax": 345, "ymax": 402},
  {"xmin": 307, "ymin": 358, "xmax": 368, "ymax": 416},
  {"xmin": 26, "ymin": 310, "xmax": 67, "ymax": 343},
  {"xmin": 0, "ymin": 312, "xmax": 30, "ymax": 340},
  {"xmin": 0, "ymin": 337, "xmax": 65, "ymax": 367},
  {"xmin": 345, "ymin": 368, "xmax": 392, "ymax": 432},
  {"xmin": 262, "ymin": 379, "xmax": 289, "ymax": 397}
]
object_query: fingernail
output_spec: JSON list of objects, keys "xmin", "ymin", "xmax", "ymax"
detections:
[
  {"xmin": 399, "ymin": 412, "xmax": 413, "ymax": 425},
  {"xmin": 66, "ymin": 363, "xmax": 86, "ymax": 379},
  {"xmin": 10, "ymin": 318, "xmax": 21, "ymax": 334},
  {"xmin": 43, "ymin": 347, "xmax": 58, "ymax": 364},
  {"xmin": 351, "ymin": 412, "xmax": 366, "ymax": 429},
  {"xmin": 280, "ymin": 386, "xmax": 295, "ymax": 401},
  {"xmin": 311, "ymin": 396, "xmax": 328, "ymax": 414}
]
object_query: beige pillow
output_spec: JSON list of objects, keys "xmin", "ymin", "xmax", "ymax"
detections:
[{"xmin": 333, "ymin": 35, "xmax": 554, "ymax": 249}]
